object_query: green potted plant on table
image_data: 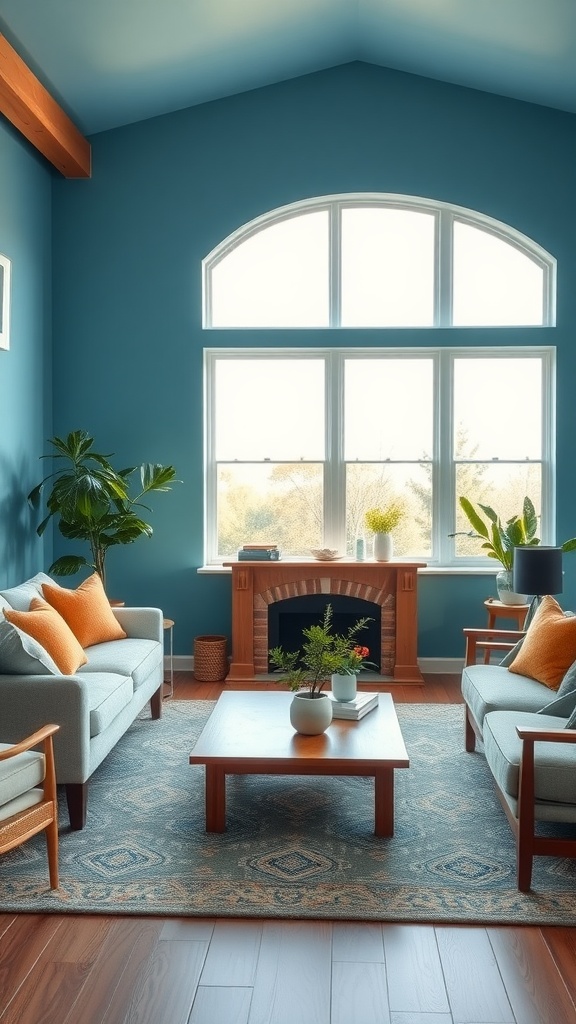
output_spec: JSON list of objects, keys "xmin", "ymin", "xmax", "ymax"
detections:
[
  {"xmin": 364, "ymin": 502, "xmax": 405, "ymax": 562},
  {"xmin": 452, "ymin": 495, "xmax": 576, "ymax": 604},
  {"xmin": 331, "ymin": 643, "xmax": 376, "ymax": 702},
  {"xmin": 269, "ymin": 604, "xmax": 371, "ymax": 734},
  {"xmin": 28, "ymin": 430, "xmax": 179, "ymax": 591}
]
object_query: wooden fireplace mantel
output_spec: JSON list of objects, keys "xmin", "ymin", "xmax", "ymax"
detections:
[{"xmin": 223, "ymin": 559, "xmax": 426, "ymax": 685}]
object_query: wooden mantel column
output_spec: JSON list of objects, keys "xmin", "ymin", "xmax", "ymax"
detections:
[{"xmin": 223, "ymin": 560, "xmax": 426, "ymax": 685}]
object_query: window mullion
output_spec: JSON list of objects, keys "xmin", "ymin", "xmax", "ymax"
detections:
[
  {"xmin": 436, "ymin": 350, "xmax": 453, "ymax": 563},
  {"xmin": 437, "ymin": 209, "xmax": 453, "ymax": 327},
  {"xmin": 324, "ymin": 352, "xmax": 346, "ymax": 550},
  {"xmin": 330, "ymin": 204, "xmax": 341, "ymax": 328}
]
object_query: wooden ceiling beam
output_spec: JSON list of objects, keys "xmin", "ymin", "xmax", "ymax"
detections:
[{"xmin": 0, "ymin": 33, "xmax": 91, "ymax": 178}]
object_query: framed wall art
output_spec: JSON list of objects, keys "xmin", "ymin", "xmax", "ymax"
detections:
[{"xmin": 0, "ymin": 254, "xmax": 11, "ymax": 350}]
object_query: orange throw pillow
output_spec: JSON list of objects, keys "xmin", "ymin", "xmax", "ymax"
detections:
[
  {"xmin": 42, "ymin": 573, "xmax": 127, "ymax": 649},
  {"xmin": 4, "ymin": 598, "xmax": 88, "ymax": 675},
  {"xmin": 508, "ymin": 595, "xmax": 576, "ymax": 690}
]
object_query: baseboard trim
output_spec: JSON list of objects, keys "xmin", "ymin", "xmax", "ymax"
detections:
[
  {"xmin": 168, "ymin": 656, "xmax": 463, "ymax": 675},
  {"xmin": 419, "ymin": 657, "xmax": 463, "ymax": 674}
]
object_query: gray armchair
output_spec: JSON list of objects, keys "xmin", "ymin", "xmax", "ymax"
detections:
[{"xmin": 0, "ymin": 724, "xmax": 60, "ymax": 889}]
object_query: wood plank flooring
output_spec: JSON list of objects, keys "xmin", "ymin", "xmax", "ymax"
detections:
[{"xmin": 1, "ymin": 673, "xmax": 576, "ymax": 1024}]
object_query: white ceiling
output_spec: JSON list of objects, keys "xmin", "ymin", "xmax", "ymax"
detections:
[{"xmin": 0, "ymin": 0, "xmax": 575, "ymax": 136}]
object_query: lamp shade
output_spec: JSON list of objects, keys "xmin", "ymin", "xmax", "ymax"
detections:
[{"xmin": 513, "ymin": 546, "xmax": 563, "ymax": 596}]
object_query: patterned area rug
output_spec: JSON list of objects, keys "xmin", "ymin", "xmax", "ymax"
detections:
[{"xmin": 2, "ymin": 700, "xmax": 576, "ymax": 923}]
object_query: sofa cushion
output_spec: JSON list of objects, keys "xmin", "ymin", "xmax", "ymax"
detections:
[
  {"xmin": 0, "ymin": 743, "xmax": 45, "ymax": 809},
  {"xmin": 0, "ymin": 572, "xmax": 53, "ymax": 611},
  {"xmin": 557, "ymin": 659, "xmax": 576, "ymax": 697},
  {"xmin": 483, "ymin": 709, "xmax": 576, "ymax": 806},
  {"xmin": 80, "ymin": 638, "xmax": 162, "ymax": 690},
  {"xmin": 462, "ymin": 663, "xmax": 550, "ymax": 731},
  {"xmin": 508, "ymin": 595, "xmax": 576, "ymax": 690},
  {"xmin": 42, "ymin": 573, "xmax": 127, "ymax": 648},
  {"xmin": 499, "ymin": 635, "xmax": 525, "ymax": 667},
  {"xmin": 538, "ymin": 688, "xmax": 576, "ymax": 720},
  {"xmin": 0, "ymin": 619, "xmax": 59, "ymax": 675},
  {"xmin": 84, "ymin": 672, "xmax": 134, "ymax": 737},
  {"xmin": 3, "ymin": 598, "xmax": 88, "ymax": 675}
]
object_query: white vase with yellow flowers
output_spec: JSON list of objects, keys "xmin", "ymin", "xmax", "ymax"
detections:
[{"xmin": 365, "ymin": 503, "xmax": 405, "ymax": 562}]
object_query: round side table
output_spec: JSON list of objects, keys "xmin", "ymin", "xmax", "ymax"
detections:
[
  {"xmin": 163, "ymin": 618, "xmax": 175, "ymax": 698},
  {"xmin": 483, "ymin": 598, "xmax": 529, "ymax": 664}
]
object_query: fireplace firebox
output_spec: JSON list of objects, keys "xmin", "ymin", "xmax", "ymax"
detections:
[{"xmin": 268, "ymin": 594, "xmax": 381, "ymax": 672}]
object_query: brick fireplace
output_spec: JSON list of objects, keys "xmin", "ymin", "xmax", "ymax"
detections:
[{"xmin": 223, "ymin": 559, "xmax": 426, "ymax": 685}]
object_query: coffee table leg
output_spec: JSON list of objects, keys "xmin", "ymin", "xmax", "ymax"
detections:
[
  {"xmin": 374, "ymin": 768, "xmax": 394, "ymax": 837},
  {"xmin": 205, "ymin": 765, "xmax": 226, "ymax": 832}
]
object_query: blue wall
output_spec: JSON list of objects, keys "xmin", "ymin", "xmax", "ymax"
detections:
[
  {"xmin": 49, "ymin": 62, "xmax": 576, "ymax": 658},
  {"xmin": 0, "ymin": 119, "xmax": 52, "ymax": 587}
]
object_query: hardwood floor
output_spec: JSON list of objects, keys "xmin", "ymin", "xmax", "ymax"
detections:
[{"xmin": 1, "ymin": 673, "xmax": 576, "ymax": 1024}]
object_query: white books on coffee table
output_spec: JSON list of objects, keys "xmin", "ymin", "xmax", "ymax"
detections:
[{"xmin": 327, "ymin": 691, "xmax": 379, "ymax": 720}]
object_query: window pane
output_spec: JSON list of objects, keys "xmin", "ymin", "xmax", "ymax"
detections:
[
  {"xmin": 453, "ymin": 222, "xmax": 544, "ymax": 326},
  {"xmin": 211, "ymin": 212, "xmax": 329, "ymax": 327},
  {"xmin": 453, "ymin": 463, "xmax": 542, "ymax": 558},
  {"xmin": 346, "ymin": 463, "xmax": 432, "ymax": 557},
  {"xmin": 344, "ymin": 359, "xmax": 433, "ymax": 460},
  {"xmin": 217, "ymin": 464, "xmax": 323, "ymax": 556},
  {"xmin": 341, "ymin": 208, "xmax": 435, "ymax": 327},
  {"xmin": 215, "ymin": 359, "xmax": 325, "ymax": 460},
  {"xmin": 454, "ymin": 358, "xmax": 542, "ymax": 460}
]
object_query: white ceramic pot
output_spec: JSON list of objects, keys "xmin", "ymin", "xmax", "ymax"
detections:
[
  {"xmin": 496, "ymin": 569, "xmax": 527, "ymax": 605},
  {"xmin": 289, "ymin": 691, "xmax": 333, "ymax": 735},
  {"xmin": 374, "ymin": 532, "xmax": 393, "ymax": 561},
  {"xmin": 331, "ymin": 672, "xmax": 357, "ymax": 702}
]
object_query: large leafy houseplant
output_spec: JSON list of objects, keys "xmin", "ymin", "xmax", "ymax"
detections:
[
  {"xmin": 28, "ymin": 430, "xmax": 179, "ymax": 589},
  {"xmin": 269, "ymin": 604, "xmax": 372, "ymax": 696},
  {"xmin": 455, "ymin": 495, "xmax": 576, "ymax": 568}
]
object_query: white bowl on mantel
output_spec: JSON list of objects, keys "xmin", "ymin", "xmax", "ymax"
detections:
[{"xmin": 310, "ymin": 548, "xmax": 341, "ymax": 561}]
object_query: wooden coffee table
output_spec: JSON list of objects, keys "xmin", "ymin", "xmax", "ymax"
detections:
[{"xmin": 189, "ymin": 691, "xmax": 409, "ymax": 836}]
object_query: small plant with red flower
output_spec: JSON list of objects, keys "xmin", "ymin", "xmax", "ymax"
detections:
[{"xmin": 336, "ymin": 645, "xmax": 377, "ymax": 675}]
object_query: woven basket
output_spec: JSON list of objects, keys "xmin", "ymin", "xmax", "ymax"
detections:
[{"xmin": 193, "ymin": 634, "xmax": 228, "ymax": 681}]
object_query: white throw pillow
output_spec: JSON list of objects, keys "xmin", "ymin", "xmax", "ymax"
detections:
[
  {"xmin": 0, "ymin": 573, "xmax": 55, "ymax": 611},
  {"xmin": 0, "ymin": 618, "xmax": 59, "ymax": 675}
]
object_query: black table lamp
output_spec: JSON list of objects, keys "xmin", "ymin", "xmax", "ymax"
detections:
[{"xmin": 513, "ymin": 545, "xmax": 563, "ymax": 625}]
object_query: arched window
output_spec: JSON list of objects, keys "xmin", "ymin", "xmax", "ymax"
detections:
[
  {"xmin": 202, "ymin": 195, "xmax": 556, "ymax": 566},
  {"xmin": 203, "ymin": 194, "xmax": 555, "ymax": 329}
]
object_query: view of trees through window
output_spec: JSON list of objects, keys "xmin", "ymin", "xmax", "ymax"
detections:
[{"xmin": 206, "ymin": 351, "xmax": 550, "ymax": 564}]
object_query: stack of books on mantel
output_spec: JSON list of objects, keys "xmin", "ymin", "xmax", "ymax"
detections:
[
  {"xmin": 237, "ymin": 544, "xmax": 280, "ymax": 561},
  {"xmin": 327, "ymin": 691, "xmax": 379, "ymax": 720}
]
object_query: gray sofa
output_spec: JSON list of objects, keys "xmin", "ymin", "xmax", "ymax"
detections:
[
  {"xmin": 461, "ymin": 624, "xmax": 576, "ymax": 890},
  {"xmin": 0, "ymin": 573, "xmax": 164, "ymax": 829}
]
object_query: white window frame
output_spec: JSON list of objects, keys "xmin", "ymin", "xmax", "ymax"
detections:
[
  {"xmin": 204, "ymin": 346, "xmax": 555, "ymax": 566},
  {"xmin": 203, "ymin": 194, "xmax": 556, "ymax": 329}
]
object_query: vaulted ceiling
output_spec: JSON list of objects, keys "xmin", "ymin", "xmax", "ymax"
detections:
[{"xmin": 0, "ymin": 0, "xmax": 575, "ymax": 138}]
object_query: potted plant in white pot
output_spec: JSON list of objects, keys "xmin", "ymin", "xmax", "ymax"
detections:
[
  {"xmin": 364, "ymin": 502, "xmax": 405, "ymax": 562},
  {"xmin": 269, "ymin": 604, "xmax": 371, "ymax": 734},
  {"xmin": 453, "ymin": 495, "xmax": 576, "ymax": 603},
  {"xmin": 331, "ymin": 643, "xmax": 376, "ymax": 702}
]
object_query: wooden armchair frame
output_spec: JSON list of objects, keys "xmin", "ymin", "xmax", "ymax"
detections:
[
  {"xmin": 502, "ymin": 724, "xmax": 576, "ymax": 891},
  {"xmin": 462, "ymin": 627, "xmax": 525, "ymax": 752},
  {"xmin": 0, "ymin": 724, "xmax": 60, "ymax": 889}
]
